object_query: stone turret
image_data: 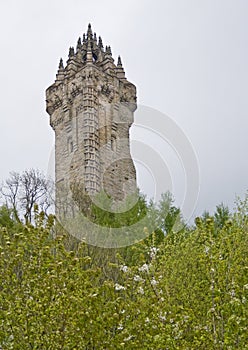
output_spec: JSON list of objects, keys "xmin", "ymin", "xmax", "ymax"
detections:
[{"xmin": 46, "ymin": 24, "xmax": 137, "ymax": 212}]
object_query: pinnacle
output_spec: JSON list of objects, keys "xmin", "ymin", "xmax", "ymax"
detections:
[
  {"xmin": 106, "ymin": 46, "xmax": 112, "ymax": 55},
  {"xmin": 117, "ymin": 56, "xmax": 122, "ymax": 67},
  {"xmin": 68, "ymin": 47, "xmax": 75, "ymax": 57},
  {"xmin": 87, "ymin": 23, "xmax": 93, "ymax": 39},
  {"xmin": 107, "ymin": 46, "xmax": 112, "ymax": 55},
  {"xmin": 59, "ymin": 58, "xmax": 64, "ymax": 69},
  {"xmin": 98, "ymin": 36, "xmax": 103, "ymax": 49},
  {"xmin": 77, "ymin": 37, "xmax": 82, "ymax": 50}
]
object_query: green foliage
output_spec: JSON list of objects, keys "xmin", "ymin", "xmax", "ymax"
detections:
[
  {"xmin": 71, "ymin": 188, "xmax": 148, "ymax": 229},
  {"xmin": 201, "ymin": 203, "xmax": 231, "ymax": 230},
  {"xmin": 214, "ymin": 203, "xmax": 230, "ymax": 229},
  {"xmin": 0, "ymin": 196, "xmax": 248, "ymax": 349},
  {"xmin": 0, "ymin": 205, "xmax": 15, "ymax": 229},
  {"xmin": 91, "ymin": 191, "xmax": 148, "ymax": 228}
]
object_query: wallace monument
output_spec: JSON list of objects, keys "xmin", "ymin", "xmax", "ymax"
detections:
[{"xmin": 46, "ymin": 24, "xmax": 137, "ymax": 212}]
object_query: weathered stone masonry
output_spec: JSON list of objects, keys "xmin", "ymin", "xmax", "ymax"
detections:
[{"xmin": 46, "ymin": 24, "xmax": 137, "ymax": 209}]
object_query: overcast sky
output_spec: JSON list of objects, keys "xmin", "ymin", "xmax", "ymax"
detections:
[{"xmin": 0, "ymin": 0, "xmax": 247, "ymax": 220}]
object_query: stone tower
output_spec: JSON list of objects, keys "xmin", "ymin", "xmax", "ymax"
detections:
[{"xmin": 46, "ymin": 24, "xmax": 137, "ymax": 212}]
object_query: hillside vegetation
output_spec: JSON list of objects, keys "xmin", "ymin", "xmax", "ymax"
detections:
[{"xmin": 0, "ymin": 180, "xmax": 248, "ymax": 349}]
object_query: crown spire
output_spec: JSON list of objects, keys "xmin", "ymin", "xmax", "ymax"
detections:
[
  {"xmin": 87, "ymin": 23, "xmax": 93, "ymax": 39},
  {"xmin": 54, "ymin": 24, "xmax": 130, "ymax": 74}
]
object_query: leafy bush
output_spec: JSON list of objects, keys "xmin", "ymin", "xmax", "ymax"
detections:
[{"xmin": 0, "ymin": 199, "xmax": 247, "ymax": 349}]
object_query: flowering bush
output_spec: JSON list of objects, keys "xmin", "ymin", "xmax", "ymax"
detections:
[{"xmin": 0, "ymin": 205, "xmax": 247, "ymax": 349}]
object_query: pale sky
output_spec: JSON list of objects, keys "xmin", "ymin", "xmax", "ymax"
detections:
[{"xmin": 0, "ymin": 0, "xmax": 247, "ymax": 220}]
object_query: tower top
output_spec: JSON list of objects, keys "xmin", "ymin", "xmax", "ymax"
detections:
[{"xmin": 52, "ymin": 23, "xmax": 127, "ymax": 82}]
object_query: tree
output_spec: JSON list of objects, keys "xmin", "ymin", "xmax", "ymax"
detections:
[
  {"xmin": 214, "ymin": 202, "xmax": 230, "ymax": 228},
  {"xmin": 155, "ymin": 191, "xmax": 183, "ymax": 235},
  {"xmin": 0, "ymin": 169, "xmax": 54, "ymax": 224},
  {"xmin": 0, "ymin": 171, "xmax": 20, "ymax": 222},
  {"xmin": 199, "ymin": 204, "xmax": 231, "ymax": 232}
]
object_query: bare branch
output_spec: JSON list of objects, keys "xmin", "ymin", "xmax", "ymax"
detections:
[{"xmin": 1, "ymin": 169, "xmax": 54, "ymax": 224}]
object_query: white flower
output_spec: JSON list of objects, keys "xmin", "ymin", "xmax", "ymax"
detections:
[
  {"xmin": 151, "ymin": 277, "xmax": 157, "ymax": 286},
  {"xmin": 115, "ymin": 283, "xmax": 126, "ymax": 291},
  {"xmin": 244, "ymin": 284, "xmax": 248, "ymax": 290},
  {"xmin": 120, "ymin": 265, "xmax": 128, "ymax": 273},
  {"xmin": 133, "ymin": 275, "xmax": 144, "ymax": 282},
  {"xmin": 138, "ymin": 263, "xmax": 149, "ymax": 273},
  {"xmin": 150, "ymin": 246, "xmax": 159, "ymax": 258},
  {"xmin": 145, "ymin": 317, "xmax": 150, "ymax": 323},
  {"xmin": 159, "ymin": 313, "xmax": 167, "ymax": 321},
  {"xmin": 124, "ymin": 335, "xmax": 133, "ymax": 341},
  {"xmin": 204, "ymin": 246, "xmax": 210, "ymax": 254},
  {"xmin": 137, "ymin": 286, "xmax": 144, "ymax": 295},
  {"xmin": 117, "ymin": 323, "xmax": 123, "ymax": 330}
]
